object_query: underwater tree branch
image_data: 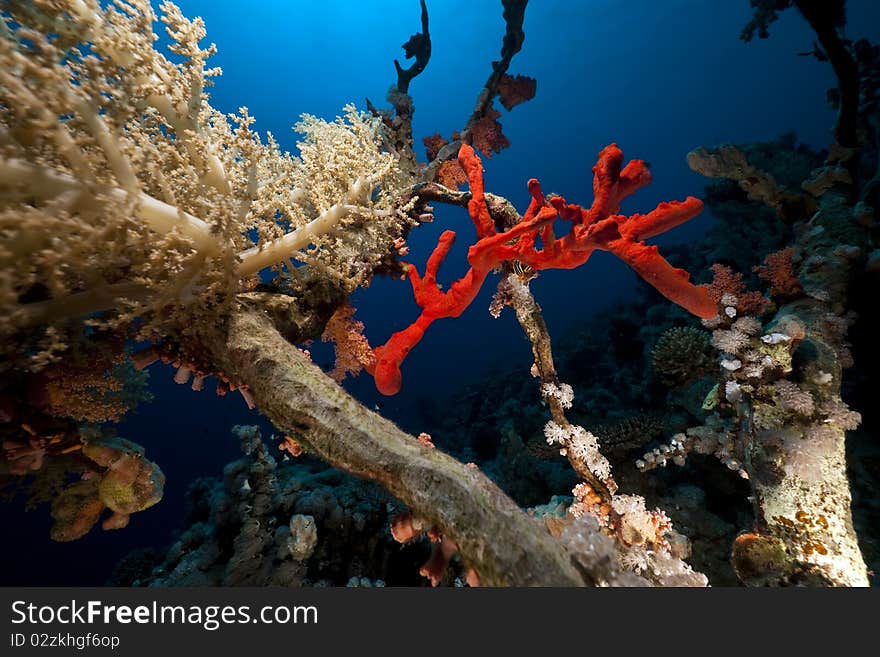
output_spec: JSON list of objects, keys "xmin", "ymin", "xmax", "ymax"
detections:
[
  {"xmin": 394, "ymin": 0, "xmax": 431, "ymax": 94},
  {"xmin": 741, "ymin": 0, "xmax": 859, "ymax": 149},
  {"xmin": 206, "ymin": 305, "xmax": 587, "ymax": 586},
  {"xmin": 503, "ymin": 273, "xmax": 615, "ymax": 502},
  {"xmin": 689, "ymin": 143, "xmax": 870, "ymax": 586},
  {"xmin": 421, "ymin": 0, "xmax": 533, "ymax": 182},
  {"xmin": 794, "ymin": 1, "xmax": 859, "ymax": 149},
  {"xmin": 463, "ymin": 0, "xmax": 529, "ymax": 132}
]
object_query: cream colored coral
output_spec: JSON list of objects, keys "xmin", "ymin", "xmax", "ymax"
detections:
[{"xmin": 0, "ymin": 1, "xmax": 413, "ymax": 366}]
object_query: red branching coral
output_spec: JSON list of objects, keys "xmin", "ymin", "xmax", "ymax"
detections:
[
  {"xmin": 435, "ymin": 160, "xmax": 468, "ymax": 188},
  {"xmin": 706, "ymin": 263, "xmax": 771, "ymax": 316},
  {"xmin": 368, "ymin": 143, "xmax": 715, "ymax": 395},
  {"xmin": 423, "ymin": 133, "xmax": 448, "ymax": 161},
  {"xmin": 497, "ymin": 73, "xmax": 537, "ymax": 110},
  {"xmin": 468, "ymin": 106, "xmax": 510, "ymax": 158},
  {"xmin": 321, "ymin": 302, "xmax": 376, "ymax": 383},
  {"xmin": 754, "ymin": 247, "xmax": 802, "ymax": 298}
]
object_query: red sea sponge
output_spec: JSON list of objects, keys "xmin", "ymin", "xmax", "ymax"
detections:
[{"xmin": 369, "ymin": 143, "xmax": 715, "ymax": 395}]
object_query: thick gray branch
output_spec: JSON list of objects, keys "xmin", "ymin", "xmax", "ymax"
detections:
[{"xmin": 208, "ymin": 306, "xmax": 587, "ymax": 586}]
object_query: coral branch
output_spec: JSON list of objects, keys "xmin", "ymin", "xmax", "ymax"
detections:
[
  {"xmin": 0, "ymin": 158, "xmax": 217, "ymax": 251},
  {"xmin": 207, "ymin": 306, "xmax": 586, "ymax": 586},
  {"xmin": 370, "ymin": 143, "xmax": 715, "ymax": 395}
]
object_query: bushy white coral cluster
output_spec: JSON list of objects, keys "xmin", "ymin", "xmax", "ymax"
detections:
[
  {"xmin": 238, "ymin": 105, "xmax": 415, "ymax": 288},
  {"xmin": 540, "ymin": 381, "xmax": 574, "ymax": 409},
  {"xmin": 543, "ymin": 420, "xmax": 569, "ymax": 446},
  {"xmin": 544, "ymin": 421, "xmax": 612, "ymax": 483},
  {"xmin": 560, "ymin": 493, "xmax": 706, "ymax": 586},
  {"xmin": 636, "ymin": 414, "xmax": 747, "ymax": 478}
]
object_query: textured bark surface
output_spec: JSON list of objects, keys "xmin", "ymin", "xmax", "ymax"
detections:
[
  {"xmin": 734, "ymin": 192, "xmax": 870, "ymax": 586},
  {"xmin": 735, "ymin": 300, "xmax": 869, "ymax": 586},
  {"xmin": 208, "ymin": 306, "xmax": 587, "ymax": 586}
]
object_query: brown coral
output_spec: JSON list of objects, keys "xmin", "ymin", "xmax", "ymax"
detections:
[
  {"xmin": 706, "ymin": 263, "xmax": 771, "ymax": 316},
  {"xmin": 497, "ymin": 73, "xmax": 537, "ymax": 110},
  {"xmin": 422, "ymin": 133, "xmax": 449, "ymax": 161},
  {"xmin": 754, "ymin": 247, "xmax": 802, "ymax": 298},
  {"xmin": 468, "ymin": 106, "xmax": 510, "ymax": 158}
]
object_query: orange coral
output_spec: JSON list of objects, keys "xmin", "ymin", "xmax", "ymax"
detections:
[
  {"xmin": 320, "ymin": 302, "xmax": 376, "ymax": 383},
  {"xmin": 435, "ymin": 160, "xmax": 468, "ymax": 188},
  {"xmin": 468, "ymin": 106, "xmax": 510, "ymax": 158},
  {"xmin": 423, "ymin": 133, "xmax": 448, "ymax": 161},
  {"xmin": 705, "ymin": 263, "xmax": 771, "ymax": 316},
  {"xmin": 569, "ymin": 482, "xmax": 611, "ymax": 525},
  {"xmin": 279, "ymin": 435, "xmax": 303, "ymax": 457},
  {"xmin": 390, "ymin": 511, "xmax": 423, "ymax": 543},
  {"xmin": 419, "ymin": 535, "xmax": 458, "ymax": 586},
  {"xmin": 39, "ymin": 355, "xmax": 145, "ymax": 423},
  {"xmin": 754, "ymin": 247, "xmax": 802, "ymax": 298},
  {"xmin": 389, "ymin": 511, "xmax": 472, "ymax": 586}
]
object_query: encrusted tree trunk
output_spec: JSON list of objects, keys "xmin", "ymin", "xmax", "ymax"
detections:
[
  {"xmin": 733, "ymin": 297, "xmax": 869, "ymax": 586},
  {"xmin": 205, "ymin": 305, "xmax": 586, "ymax": 586},
  {"xmin": 689, "ymin": 147, "xmax": 870, "ymax": 586},
  {"xmin": 737, "ymin": 196, "xmax": 868, "ymax": 586}
]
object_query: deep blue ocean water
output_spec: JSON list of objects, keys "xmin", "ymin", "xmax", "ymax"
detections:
[{"xmin": 2, "ymin": 0, "xmax": 879, "ymax": 585}]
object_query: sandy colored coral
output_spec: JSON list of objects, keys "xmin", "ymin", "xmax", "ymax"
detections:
[
  {"xmin": 320, "ymin": 302, "xmax": 376, "ymax": 383},
  {"xmin": 0, "ymin": 1, "xmax": 413, "ymax": 369}
]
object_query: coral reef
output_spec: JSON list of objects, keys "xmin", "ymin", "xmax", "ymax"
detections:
[
  {"xmin": 0, "ymin": 0, "xmax": 877, "ymax": 588},
  {"xmin": 136, "ymin": 426, "xmax": 434, "ymax": 586},
  {"xmin": 687, "ymin": 140, "xmax": 871, "ymax": 585}
]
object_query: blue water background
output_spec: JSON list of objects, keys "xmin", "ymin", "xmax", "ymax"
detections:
[{"xmin": 3, "ymin": 0, "xmax": 879, "ymax": 584}]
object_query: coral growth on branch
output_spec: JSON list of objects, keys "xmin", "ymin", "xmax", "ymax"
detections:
[
  {"xmin": 1, "ymin": 0, "xmax": 876, "ymax": 590},
  {"xmin": 369, "ymin": 143, "xmax": 716, "ymax": 395}
]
